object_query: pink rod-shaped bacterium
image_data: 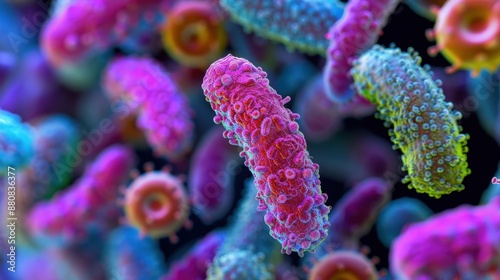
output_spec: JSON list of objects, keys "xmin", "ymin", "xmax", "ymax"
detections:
[
  {"xmin": 324, "ymin": 0, "xmax": 400, "ymax": 102},
  {"xmin": 202, "ymin": 54, "xmax": 331, "ymax": 257},
  {"xmin": 103, "ymin": 56, "xmax": 194, "ymax": 161},
  {"xmin": 26, "ymin": 145, "xmax": 136, "ymax": 244},
  {"xmin": 188, "ymin": 126, "xmax": 241, "ymax": 224},
  {"xmin": 41, "ymin": 0, "xmax": 166, "ymax": 66},
  {"xmin": 391, "ymin": 197, "xmax": 500, "ymax": 279}
]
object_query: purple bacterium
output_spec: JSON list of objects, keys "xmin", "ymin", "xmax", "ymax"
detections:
[
  {"xmin": 202, "ymin": 54, "xmax": 331, "ymax": 257},
  {"xmin": 103, "ymin": 56, "xmax": 194, "ymax": 161},
  {"xmin": 376, "ymin": 197, "xmax": 433, "ymax": 248},
  {"xmin": 161, "ymin": 230, "xmax": 225, "ymax": 280},
  {"xmin": 188, "ymin": 126, "xmax": 241, "ymax": 224},
  {"xmin": 26, "ymin": 145, "xmax": 135, "ymax": 244},
  {"xmin": 391, "ymin": 197, "xmax": 500, "ymax": 279},
  {"xmin": 351, "ymin": 45, "xmax": 471, "ymax": 198},
  {"xmin": 323, "ymin": 0, "xmax": 400, "ymax": 103}
]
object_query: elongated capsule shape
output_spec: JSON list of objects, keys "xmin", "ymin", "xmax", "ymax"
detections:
[{"xmin": 351, "ymin": 45, "xmax": 471, "ymax": 198}]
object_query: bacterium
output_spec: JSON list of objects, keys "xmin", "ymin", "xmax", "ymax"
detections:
[
  {"xmin": 219, "ymin": 0, "xmax": 345, "ymax": 55},
  {"xmin": 391, "ymin": 197, "xmax": 500, "ymax": 279},
  {"xmin": 351, "ymin": 45, "xmax": 471, "ymax": 198},
  {"xmin": 202, "ymin": 54, "xmax": 331, "ymax": 257},
  {"xmin": 103, "ymin": 56, "xmax": 194, "ymax": 161},
  {"xmin": 323, "ymin": 0, "xmax": 400, "ymax": 103},
  {"xmin": 188, "ymin": 126, "xmax": 241, "ymax": 225}
]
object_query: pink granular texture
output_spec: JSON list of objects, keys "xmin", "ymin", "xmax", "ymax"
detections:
[
  {"xmin": 103, "ymin": 56, "xmax": 194, "ymax": 161},
  {"xmin": 202, "ymin": 54, "xmax": 330, "ymax": 257},
  {"xmin": 391, "ymin": 197, "xmax": 500, "ymax": 279},
  {"xmin": 26, "ymin": 145, "xmax": 135, "ymax": 243},
  {"xmin": 324, "ymin": 0, "xmax": 400, "ymax": 103},
  {"xmin": 41, "ymin": 0, "xmax": 167, "ymax": 66}
]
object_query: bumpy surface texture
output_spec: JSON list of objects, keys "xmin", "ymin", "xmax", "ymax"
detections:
[
  {"xmin": 351, "ymin": 45, "xmax": 470, "ymax": 198},
  {"xmin": 391, "ymin": 197, "xmax": 500, "ymax": 279},
  {"xmin": 202, "ymin": 54, "xmax": 331, "ymax": 256},
  {"xmin": 220, "ymin": 0, "xmax": 344, "ymax": 55}
]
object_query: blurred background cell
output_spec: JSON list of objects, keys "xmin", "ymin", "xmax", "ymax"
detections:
[{"xmin": 376, "ymin": 197, "xmax": 433, "ymax": 247}]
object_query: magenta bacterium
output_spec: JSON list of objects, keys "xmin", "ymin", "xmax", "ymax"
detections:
[
  {"xmin": 323, "ymin": 0, "xmax": 400, "ymax": 103},
  {"xmin": 391, "ymin": 197, "xmax": 500, "ymax": 279},
  {"xmin": 41, "ymin": 0, "xmax": 165, "ymax": 66},
  {"xmin": 188, "ymin": 126, "xmax": 241, "ymax": 224},
  {"xmin": 26, "ymin": 145, "xmax": 135, "ymax": 244},
  {"xmin": 103, "ymin": 56, "xmax": 194, "ymax": 161},
  {"xmin": 202, "ymin": 54, "xmax": 331, "ymax": 257}
]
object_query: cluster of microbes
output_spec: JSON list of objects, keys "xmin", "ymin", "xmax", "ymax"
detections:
[{"xmin": 0, "ymin": 0, "xmax": 499, "ymax": 279}]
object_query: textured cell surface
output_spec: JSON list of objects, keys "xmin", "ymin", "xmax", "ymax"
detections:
[
  {"xmin": 405, "ymin": 0, "xmax": 447, "ymax": 20},
  {"xmin": 220, "ymin": 0, "xmax": 345, "ymax": 55},
  {"xmin": 26, "ymin": 145, "xmax": 135, "ymax": 244},
  {"xmin": 202, "ymin": 54, "xmax": 331, "ymax": 257},
  {"xmin": 391, "ymin": 197, "xmax": 500, "ymax": 279},
  {"xmin": 124, "ymin": 166, "xmax": 190, "ymax": 240},
  {"xmin": 162, "ymin": 230, "xmax": 225, "ymax": 280},
  {"xmin": 0, "ymin": 109, "xmax": 34, "ymax": 170},
  {"xmin": 427, "ymin": 0, "xmax": 500, "ymax": 76},
  {"xmin": 309, "ymin": 251, "xmax": 378, "ymax": 280},
  {"xmin": 161, "ymin": 0, "xmax": 227, "ymax": 68},
  {"xmin": 376, "ymin": 197, "xmax": 433, "ymax": 247},
  {"xmin": 323, "ymin": 0, "xmax": 400, "ymax": 102},
  {"xmin": 351, "ymin": 45, "xmax": 471, "ymax": 198},
  {"xmin": 103, "ymin": 56, "xmax": 194, "ymax": 161},
  {"xmin": 207, "ymin": 179, "xmax": 281, "ymax": 280},
  {"xmin": 188, "ymin": 126, "xmax": 241, "ymax": 224},
  {"xmin": 41, "ymin": 0, "xmax": 164, "ymax": 66},
  {"xmin": 105, "ymin": 226, "xmax": 166, "ymax": 280}
]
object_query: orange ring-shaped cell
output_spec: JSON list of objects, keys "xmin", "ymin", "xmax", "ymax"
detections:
[
  {"xmin": 309, "ymin": 251, "xmax": 378, "ymax": 280},
  {"xmin": 124, "ymin": 170, "xmax": 189, "ymax": 239},
  {"xmin": 432, "ymin": 0, "xmax": 500, "ymax": 75},
  {"xmin": 161, "ymin": 1, "xmax": 227, "ymax": 68}
]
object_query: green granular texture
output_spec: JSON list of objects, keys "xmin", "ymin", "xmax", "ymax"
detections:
[{"xmin": 351, "ymin": 45, "xmax": 471, "ymax": 198}]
